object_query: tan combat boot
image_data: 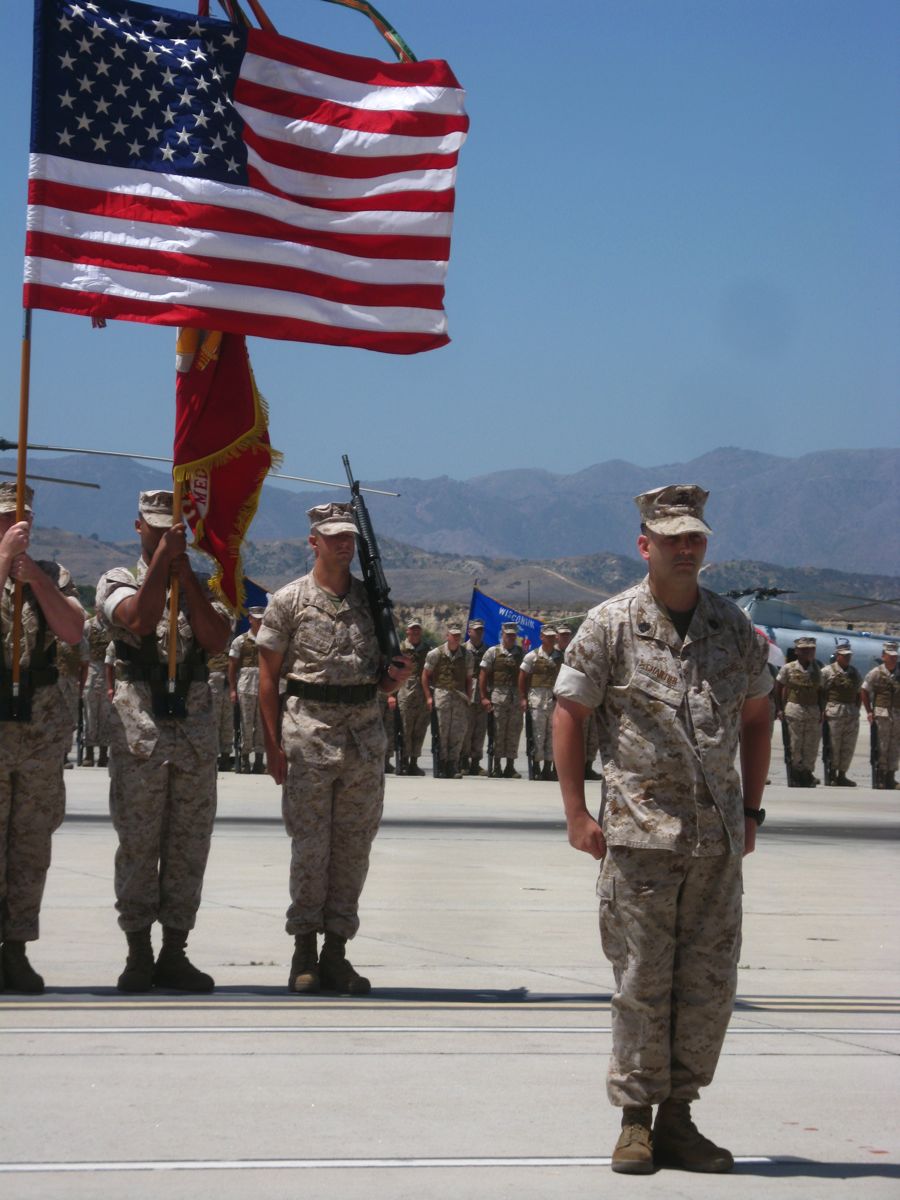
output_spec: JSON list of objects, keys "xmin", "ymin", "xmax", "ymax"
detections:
[
  {"xmin": 318, "ymin": 933, "xmax": 370, "ymax": 995},
  {"xmin": 289, "ymin": 932, "xmax": 319, "ymax": 993},
  {"xmin": 611, "ymin": 1105, "xmax": 654, "ymax": 1174},
  {"xmin": 653, "ymin": 1099, "xmax": 734, "ymax": 1172}
]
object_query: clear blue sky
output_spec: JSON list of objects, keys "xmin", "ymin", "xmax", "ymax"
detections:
[{"xmin": 2, "ymin": 0, "xmax": 897, "ymax": 489}]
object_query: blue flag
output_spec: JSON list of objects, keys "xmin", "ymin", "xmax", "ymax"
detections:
[{"xmin": 467, "ymin": 587, "xmax": 542, "ymax": 651}]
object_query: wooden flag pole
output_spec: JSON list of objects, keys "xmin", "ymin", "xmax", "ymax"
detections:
[
  {"xmin": 11, "ymin": 310, "xmax": 33, "ymax": 704},
  {"xmin": 167, "ymin": 476, "xmax": 183, "ymax": 692}
]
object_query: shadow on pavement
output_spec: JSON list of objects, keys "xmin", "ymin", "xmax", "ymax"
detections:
[{"xmin": 736, "ymin": 1159, "xmax": 899, "ymax": 1179}]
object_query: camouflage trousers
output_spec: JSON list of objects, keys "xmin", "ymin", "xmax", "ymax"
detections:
[
  {"xmin": 599, "ymin": 846, "xmax": 742, "ymax": 1107},
  {"xmin": 528, "ymin": 691, "xmax": 555, "ymax": 760},
  {"xmin": 874, "ymin": 711, "xmax": 900, "ymax": 772},
  {"xmin": 83, "ymin": 664, "xmax": 112, "ymax": 746},
  {"xmin": 238, "ymin": 689, "xmax": 265, "ymax": 754},
  {"xmin": 109, "ymin": 726, "xmax": 218, "ymax": 932},
  {"xmin": 0, "ymin": 690, "xmax": 69, "ymax": 941},
  {"xmin": 282, "ymin": 743, "xmax": 384, "ymax": 940},
  {"xmin": 784, "ymin": 704, "xmax": 822, "ymax": 772},
  {"xmin": 463, "ymin": 701, "xmax": 488, "ymax": 764},
  {"xmin": 824, "ymin": 707, "xmax": 860, "ymax": 774},
  {"xmin": 490, "ymin": 693, "xmax": 523, "ymax": 759},
  {"xmin": 397, "ymin": 689, "xmax": 428, "ymax": 759},
  {"xmin": 208, "ymin": 672, "xmax": 234, "ymax": 756},
  {"xmin": 434, "ymin": 688, "xmax": 469, "ymax": 769}
]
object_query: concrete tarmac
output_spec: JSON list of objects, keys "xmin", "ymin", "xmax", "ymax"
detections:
[{"xmin": 1, "ymin": 734, "xmax": 898, "ymax": 1199}]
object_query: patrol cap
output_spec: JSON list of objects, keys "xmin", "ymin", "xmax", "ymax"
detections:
[
  {"xmin": 0, "ymin": 481, "xmax": 33, "ymax": 515},
  {"xmin": 834, "ymin": 639, "xmax": 852, "ymax": 656},
  {"xmin": 247, "ymin": 606, "xmax": 266, "ymax": 618},
  {"xmin": 634, "ymin": 484, "xmax": 712, "ymax": 536},
  {"xmin": 884, "ymin": 641, "xmax": 899, "ymax": 656},
  {"xmin": 406, "ymin": 617, "xmax": 423, "ymax": 629},
  {"xmin": 501, "ymin": 622, "xmax": 519, "ymax": 635},
  {"xmin": 307, "ymin": 502, "xmax": 357, "ymax": 537},
  {"xmin": 794, "ymin": 636, "xmax": 817, "ymax": 649},
  {"xmin": 139, "ymin": 489, "xmax": 174, "ymax": 528},
  {"xmin": 468, "ymin": 619, "xmax": 485, "ymax": 630},
  {"xmin": 446, "ymin": 623, "xmax": 462, "ymax": 635},
  {"xmin": 541, "ymin": 624, "xmax": 558, "ymax": 636}
]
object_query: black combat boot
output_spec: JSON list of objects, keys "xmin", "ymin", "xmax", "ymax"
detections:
[
  {"xmin": 117, "ymin": 927, "xmax": 155, "ymax": 993},
  {"xmin": 585, "ymin": 762, "xmax": 602, "ymax": 780},
  {"xmin": 218, "ymin": 752, "xmax": 232, "ymax": 772},
  {"xmin": 318, "ymin": 933, "xmax": 371, "ymax": 995},
  {"xmin": 611, "ymin": 1105, "xmax": 654, "ymax": 1174},
  {"xmin": 97, "ymin": 746, "xmax": 109, "ymax": 768},
  {"xmin": 489, "ymin": 757, "xmax": 503, "ymax": 777},
  {"xmin": 153, "ymin": 928, "xmax": 214, "ymax": 992},
  {"xmin": 653, "ymin": 1099, "xmax": 734, "ymax": 1172},
  {"xmin": 408, "ymin": 759, "xmax": 425, "ymax": 777},
  {"xmin": 468, "ymin": 759, "xmax": 481, "ymax": 776},
  {"xmin": 503, "ymin": 760, "xmax": 521, "ymax": 779},
  {"xmin": 2, "ymin": 941, "xmax": 45, "ymax": 994},
  {"xmin": 83, "ymin": 746, "xmax": 95, "ymax": 767},
  {"xmin": 288, "ymin": 932, "xmax": 319, "ymax": 993},
  {"xmin": 384, "ymin": 759, "xmax": 395, "ymax": 774},
  {"xmin": 252, "ymin": 753, "xmax": 265, "ymax": 774},
  {"xmin": 836, "ymin": 772, "xmax": 856, "ymax": 787},
  {"xmin": 540, "ymin": 762, "xmax": 553, "ymax": 781},
  {"xmin": 241, "ymin": 754, "xmax": 251, "ymax": 773}
]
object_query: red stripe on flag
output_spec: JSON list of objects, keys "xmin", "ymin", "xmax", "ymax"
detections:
[
  {"xmin": 23, "ymin": 284, "xmax": 448, "ymax": 353},
  {"xmin": 246, "ymin": 167, "xmax": 456, "ymax": 212},
  {"xmin": 241, "ymin": 123, "xmax": 459, "ymax": 179},
  {"xmin": 27, "ymin": 230, "xmax": 446, "ymax": 309},
  {"xmin": 247, "ymin": 28, "xmax": 465, "ymax": 91},
  {"xmin": 28, "ymin": 179, "xmax": 452, "ymax": 261},
  {"xmin": 28, "ymin": 224, "xmax": 444, "ymax": 304},
  {"xmin": 234, "ymin": 78, "xmax": 470, "ymax": 138}
]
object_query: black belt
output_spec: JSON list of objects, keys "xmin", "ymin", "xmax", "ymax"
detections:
[
  {"xmin": 122, "ymin": 663, "xmax": 209, "ymax": 685},
  {"xmin": 286, "ymin": 680, "xmax": 377, "ymax": 705}
]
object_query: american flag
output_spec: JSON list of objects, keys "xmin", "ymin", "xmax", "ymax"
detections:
[{"xmin": 26, "ymin": 0, "xmax": 468, "ymax": 353}]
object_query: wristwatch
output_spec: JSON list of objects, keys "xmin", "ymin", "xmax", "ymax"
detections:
[{"xmin": 743, "ymin": 807, "xmax": 766, "ymax": 826}]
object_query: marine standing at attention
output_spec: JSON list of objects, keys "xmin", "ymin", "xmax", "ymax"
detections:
[
  {"xmin": 256, "ymin": 503, "xmax": 411, "ymax": 996},
  {"xmin": 0, "ymin": 482, "xmax": 85, "ymax": 993},
  {"xmin": 96, "ymin": 490, "xmax": 230, "ymax": 993},
  {"xmin": 553, "ymin": 484, "xmax": 771, "ymax": 1175}
]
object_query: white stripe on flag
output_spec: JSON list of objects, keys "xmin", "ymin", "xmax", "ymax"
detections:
[
  {"xmin": 245, "ymin": 145, "xmax": 456, "ymax": 201},
  {"xmin": 33, "ymin": 206, "xmax": 449, "ymax": 286},
  {"xmin": 241, "ymin": 53, "xmax": 467, "ymax": 116},
  {"xmin": 234, "ymin": 102, "xmax": 466, "ymax": 158},
  {"xmin": 24, "ymin": 257, "xmax": 449, "ymax": 335}
]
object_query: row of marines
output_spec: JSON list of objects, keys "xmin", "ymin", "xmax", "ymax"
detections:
[{"xmin": 775, "ymin": 635, "xmax": 900, "ymax": 788}]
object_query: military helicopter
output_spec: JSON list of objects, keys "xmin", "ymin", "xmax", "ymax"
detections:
[{"xmin": 726, "ymin": 588, "xmax": 894, "ymax": 667}]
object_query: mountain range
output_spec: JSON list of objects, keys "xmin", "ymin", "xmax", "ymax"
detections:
[{"xmin": 10, "ymin": 445, "xmax": 900, "ymax": 577}]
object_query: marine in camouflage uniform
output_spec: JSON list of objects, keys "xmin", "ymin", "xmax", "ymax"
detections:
[
  {"xmin": 56, "ymin": 630, "xmax": 85, "ymax": 751},
  {"xmin": 554, "ymin": 484, "xmax": 771, "ymax": 1175},
  {"xmin": 775, "ymin": 638, "xmax": 823, "ymax": 787},
  {"xmin": 257, "ymin": 503, "xmax": 412, "ymax": 996},
  {"xmin": 0, "ymin": 482, "xmax": 85, "ymax": 993},
  {"xmin": 480, "ymin": 622, "xmax": 524, "ymax": 777},
  {"xmin": 862, "ymin": 642, "xmax": 900, "ymax": 789},
  {"xmin": 229, "ymin": 607, "xmax": 266, "ymax": 773},
  {"xmin": 819, "ymin": 640, "xmax": 861, "ymax": 786},
  {"xmin": 462, "ymin": 618, "xmax": 489, "ymax": 775},
  {"xmin": 206, "ymin": 642, "xmax": 234, "ymax": 771},
  {"xmin": 96, "ymin": 490, "xmax": 230, "ymax": 994},
  {"xmin": 82, "ymin": 613, "xmax": 112, "ymax": 766},
  {"xmin": 519, "ymin": 625, "xmax": 560, "ymax": 779},
  {"xmin": 422, "ymin": 625, "xmax": 474, "ymax": 779},
  {"xmin": 396, "ymin": 618, "xmax": 429, "ymax": 775}
]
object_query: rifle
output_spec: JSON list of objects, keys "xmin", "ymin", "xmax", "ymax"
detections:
[
  {"xmin": 821, "ymin": 716, "xmax": 833, "ymax": 785},
  {"xmin": 780, "ymin": 715, "xmax": 793, "ymax": 787},
  {"xmin": 429, "ymin": 686, "xmax": 442, "ymax": 777},
  {"xmin": 232, "ymin": 699, "xmax": 243, "ymax": 772},
  {"xmin": 524, "ymin": 705, "xmax": 537, "ymax": 780},
  {"xmin": 342, "ymin": 455, "xmax": 403, "ymax": 669},
  {"xmin": 393, "ymin": 703, "xmax": 406, "ymax": 774},
  {"xmin": 870, "ymin": 720, "xmax": 880, "ymax": 789},
  {"xmin": 76, "ymin": 695, "xmax": 85, "ymax": 766}
]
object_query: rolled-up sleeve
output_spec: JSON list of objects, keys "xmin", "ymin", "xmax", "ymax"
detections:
[{"xmin": 257, "ymin": 592, "xmax": 291, "ymax": 655}]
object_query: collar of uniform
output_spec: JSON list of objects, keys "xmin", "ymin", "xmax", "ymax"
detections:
[
  {"xmin": 304, "ymin": 571, "xmax": 363, "ymax": 613},
  {"xmin": 633, "ymin": 577, "xmax": 719, "ymax": 648}
]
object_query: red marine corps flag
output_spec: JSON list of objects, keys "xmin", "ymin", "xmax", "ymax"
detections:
[{"xmin": 175, "ymin": 329, "xmax": 279, "ymax": 612}]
